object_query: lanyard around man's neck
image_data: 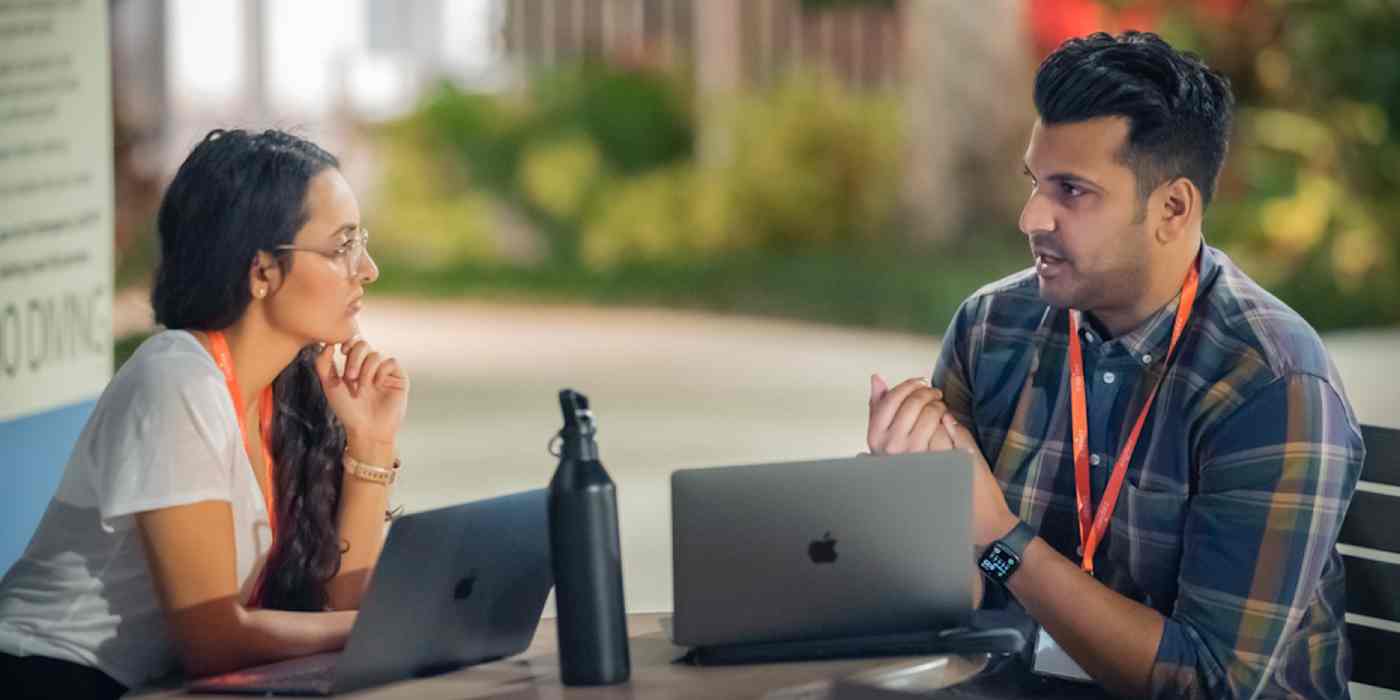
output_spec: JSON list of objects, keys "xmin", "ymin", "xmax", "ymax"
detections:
[{"xmin": 1066, "ymin": 259, "xmax": 1200, "ymax": 575}]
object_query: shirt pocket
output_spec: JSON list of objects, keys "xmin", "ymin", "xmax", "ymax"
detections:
[{"xmin": 1107, "ymin": 480, "xmax": 1188, "ymax": 610}]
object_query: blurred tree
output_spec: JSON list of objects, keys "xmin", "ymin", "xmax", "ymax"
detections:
[{"xmin": 1028, "ymin": 0, "xmax": 1400, "ymax": 328}]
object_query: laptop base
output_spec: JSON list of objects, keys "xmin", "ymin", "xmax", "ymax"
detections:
[{"xmin": 675, "ymin": 610, "xmax": 1034, "ymax": 666}]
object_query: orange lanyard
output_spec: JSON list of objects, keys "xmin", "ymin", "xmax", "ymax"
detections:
[
  {"xmin": 206, "ymin": 330, "xmax": 278, "ymax": 538},
  {"xmin": 1067, "ymin": 261, "xmax": 1198, "ymax": 575}
]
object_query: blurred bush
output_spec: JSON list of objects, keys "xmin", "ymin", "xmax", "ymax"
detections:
[
  {"xmin": 1156, "ymin": 0, "xmax": 1400, "ymax": 327},
  {"xmin": 382, "ymin": 66, "xmax": 902, "ymax": 272},
  {"xmin": 582, "ymin": 79, "xmax": 901, "ymax": 269},
  {"xmin": 518, "ymin": 133, "xmax": 607, "ymax": 223},
  {"xmin": 364, "ymin": 1, "xmax": 1399, "ymax": 333},
  {"xmin": 364, "ymin": 120, "xmax": 497, "ymax": 269},
  {"xmin": 726, "ymin": 79, "xmax": 902, "ymax": 251}
]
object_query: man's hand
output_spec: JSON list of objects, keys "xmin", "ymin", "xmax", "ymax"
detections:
[
  {"xmin": 866, "ymin": 372, "xmax": 1017, "ymax": 548},
  {"xmin": 866, "ymin": 374, "xmax": 956, "ymax": 454},
  {"xmin": 941, "ymin": 413, "xmax": 1019, "ymax": 548}
]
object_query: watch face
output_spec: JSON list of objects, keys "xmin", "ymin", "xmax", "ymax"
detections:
[{"xmin": 979, "ymin": 541, "xmax": 1020, "ymax": 582}]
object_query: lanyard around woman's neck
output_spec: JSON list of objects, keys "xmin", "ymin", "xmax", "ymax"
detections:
[{"xmin": 206, "ymin": 330, "xmax": 278, "ymax": 538}]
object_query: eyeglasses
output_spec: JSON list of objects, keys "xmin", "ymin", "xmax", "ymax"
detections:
[{"xmin": 274, "ymin": 227, "xmax": 371, "ymax": 279}]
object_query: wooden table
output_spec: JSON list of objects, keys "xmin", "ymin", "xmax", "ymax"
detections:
[{"xmin": 134, "ymin": 613, "xmax": 1109, "ymax": 699}]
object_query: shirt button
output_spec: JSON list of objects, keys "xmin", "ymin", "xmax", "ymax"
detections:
[
  {"xmin": 1103, "ymin": 371, "xmax": 1116, "ymax": 384},
  {"xmin": 1084, "ymin": 331, "xmax": 1096, "ymax": 343},
  {"xmin": 1090, "ymin": 454, "xmax": 1102, "ymax": 467},
  {"xmin": 1141, "ymin": 354, "xmax": 1153, "ymax": 365}
]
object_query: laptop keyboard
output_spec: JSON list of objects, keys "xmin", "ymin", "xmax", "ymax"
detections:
[{"xmin": 188, "ymin": 652, "xmax": 338, "ymax": 694}]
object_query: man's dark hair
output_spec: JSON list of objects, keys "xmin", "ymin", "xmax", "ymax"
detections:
[{"xmin": 1034, "ymin": 31, "xmax": 1234, "ymax": 212}]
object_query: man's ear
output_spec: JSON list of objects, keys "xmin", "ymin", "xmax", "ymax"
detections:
[
  {"xmin": 1152, "ymin": 177, "xmax": 1197, "ymax": 245},
  {"xmin": 248, "ymin": 251, "xmax": 284, "ymax": 298}
]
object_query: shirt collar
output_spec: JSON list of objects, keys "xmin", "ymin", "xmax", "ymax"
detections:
[
  {"xmin": 1073, "ymin": 242, "xmax": 1212, "ymax": 364},
  {"xmin": 1115, "ymin": 292, "xmax": 1180, "ymax": 363}
]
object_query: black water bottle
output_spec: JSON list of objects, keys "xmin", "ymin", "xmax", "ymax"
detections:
[{"xmin": 549, "ymin": 389, "xmax": 630, "ymax": 686}]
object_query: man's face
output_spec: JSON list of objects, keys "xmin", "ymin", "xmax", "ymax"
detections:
[{"xmin": 1019, "ymin": 117, "xmax": 1153, "ymax": 316}]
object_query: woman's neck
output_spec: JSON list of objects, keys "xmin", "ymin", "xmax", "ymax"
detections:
[{"xmin": 206, "ymin": 317, "xmax": 304, "ymax": 413}]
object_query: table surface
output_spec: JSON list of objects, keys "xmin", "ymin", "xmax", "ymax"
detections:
[{"xmin": 132, "ymin": 613, "xmax": 1110, "ymax": 699}]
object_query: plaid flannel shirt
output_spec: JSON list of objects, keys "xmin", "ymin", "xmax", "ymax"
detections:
[{"xmin": 933, "ymin": 244, "xmax": 1364, "ymax": 698}]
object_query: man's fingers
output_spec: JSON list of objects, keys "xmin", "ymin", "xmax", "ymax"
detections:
[
  {"xmin": 870, "ymin": 377, "xmax": 929, "ymax": 450},
  {"xmin": 942, "ymin": 413, "xmax": 979, "ymax": 453},
  {"xmin": 870, "ymin": 378, "xmax": 939, "ymax": 434},
  {"xmin": 907, "ymin": 402, "xmax": 948, "ymax": 452},
  {"xmin": 890, "ymin": 388, "xmax": 944, "ymax": 438},
  {"xmin": 869, "ymin": 373, "xmax": 890, "ymax": 406},
  {"xmin": 927, "ymin": 426, "xmax": 955, "ymax": 452}
]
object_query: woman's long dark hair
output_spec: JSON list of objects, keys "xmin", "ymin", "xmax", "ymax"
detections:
[{"xmin": 151, "ymin": 128, "xmax": 346, "ymax": 612}]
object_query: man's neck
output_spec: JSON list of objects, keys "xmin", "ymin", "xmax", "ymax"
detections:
[{"xmin": 1089, "ymin": 238, "xmax": 1202, "ymax": 339}]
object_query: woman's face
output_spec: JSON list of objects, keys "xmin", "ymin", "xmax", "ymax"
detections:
[{"xmin": 263, "ymin": 168, "xmax": 377, "ymax": 345}]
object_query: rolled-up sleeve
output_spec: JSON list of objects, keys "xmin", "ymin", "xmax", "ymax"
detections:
[
  {"xmin": 932, "ymin": 296, "xmax": 981, "ymax": 428},
  {"xmin": 1150, "ymin": 373, "xmax": 1362, "ymax": 698}
]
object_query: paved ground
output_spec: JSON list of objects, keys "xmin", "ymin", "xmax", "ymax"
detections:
[
  {"xmin": 330, "ymin": 298, "xmax": 1400, "ymax": 614},
  {"xmin": 112, "ymin": 291, "xmax": 1400, "ymax": 612}
]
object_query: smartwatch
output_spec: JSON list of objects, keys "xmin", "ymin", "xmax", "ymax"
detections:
[{"xmin": 977, "ymin": 520, "xmax": 1036, "ymax": 586}]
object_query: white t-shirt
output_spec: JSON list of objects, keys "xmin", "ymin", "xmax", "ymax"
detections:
[{"xmin": 0, "ymin": 330, "xmax": 274, "ymax": 688}]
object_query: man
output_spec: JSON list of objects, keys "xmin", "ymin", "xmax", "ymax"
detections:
[{"xmin": 867, "ymin": 32, "xmax": 1363, "ymax": 698}]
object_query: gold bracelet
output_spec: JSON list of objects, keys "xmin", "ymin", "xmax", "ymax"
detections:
[{"xmin": 343, "ymin": 454, "xmax": 400, "ymax": 486}]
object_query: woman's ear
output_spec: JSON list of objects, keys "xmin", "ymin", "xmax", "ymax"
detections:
[{"xmin": 248, "ymin": 251, "xmax": 284, "ymax": 299}]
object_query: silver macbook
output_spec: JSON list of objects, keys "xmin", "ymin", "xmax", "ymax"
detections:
[
  {"xmin": 671, "ymin": 452, "xmax": 973, "ymax": 649},
  {"xmin": 188, "ymin": 488, "xmax": 553, "ymax": 695}
]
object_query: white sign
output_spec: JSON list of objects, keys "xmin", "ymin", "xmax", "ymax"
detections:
[{"xmin": 0, "ymin": 0, "xmax": 114, "ymax": 422}]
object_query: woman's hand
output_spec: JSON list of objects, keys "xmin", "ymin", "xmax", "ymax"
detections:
[{"xmin": 314, "ymin": 336, "xmax": 409, "ymax": 458}]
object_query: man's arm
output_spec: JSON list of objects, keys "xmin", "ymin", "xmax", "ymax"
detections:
[
  {"xmin": 955, "ymin": 373, "xmax": 1361, "ymax": 698},
  {"xmin": 1005, "ymin": 534, "xmax": 1165, "ymax": 696},
  {"xmin": 1145, "ymin": 374, "xmax": 1361, "ymax": 698}
]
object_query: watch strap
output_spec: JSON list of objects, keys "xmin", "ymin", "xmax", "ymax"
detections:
[
  {"xmin": 343, "ymin": 454, "xmax": 399, "ymax": 485},
  {"xmin": 999, "ymin": 520, "xmax": 1036, "ymax": 559}
]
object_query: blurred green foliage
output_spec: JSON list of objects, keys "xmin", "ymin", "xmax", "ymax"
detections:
[
  {"xmin": 383, "ymin": 64, "xmax": 903, "ymax": 273},
  {"xmin": 364, "ymin": 2, "xmax": 1400, "ymax": 334},
  {"xmin": 1161, "ymin": 0, "xmax": 1400, "ymax": 327},
  {"xmin": 365, "ymin": 120, "xmax": 497, "ymax": 268},
  {"xmin": 581, "ymin": 80, "xmax": 903, "ymax": 268}
]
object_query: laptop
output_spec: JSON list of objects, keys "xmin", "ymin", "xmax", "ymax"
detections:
[
  {"xmin": 671, "ymin": 452, "xmax": 975, "ymax": 655},
  {"xmin": 189, "ymin": 488, "xmax": 553, "ymax": 695}
]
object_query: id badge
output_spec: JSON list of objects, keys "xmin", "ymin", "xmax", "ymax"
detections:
[{"xmin": 1032, "ymin": 625, "xmax": 1093, "ymax": 683}]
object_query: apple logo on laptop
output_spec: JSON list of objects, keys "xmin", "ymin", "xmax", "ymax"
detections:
[
  {"xmin": 453, "ymin": 570, "xmax": 478, "ymax": 600},
  {"xmin": 808, "ymin": 532, "xmax": 838, "ymax": 564}
]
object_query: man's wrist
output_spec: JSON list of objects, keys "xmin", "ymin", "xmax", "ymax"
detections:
[{"xmin": 977, "ymin": 520, "xmax": 1035, "ymax": 587}]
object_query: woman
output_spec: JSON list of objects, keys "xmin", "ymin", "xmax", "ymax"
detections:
[{"xmin": 0, "ymin": 129, "xmax": 408, "ymax": 698}]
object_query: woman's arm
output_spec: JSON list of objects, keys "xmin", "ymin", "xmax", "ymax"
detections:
[
  {"xmin": 324, "ymin": 434, "xmax": 395, "ymax": 610},
  {"xmin": 314, "ymin": 336, "xmax": 410, "ymax": 611},
  {"xmin": 137, "ymin": 500, "xmax": 355, "ymax": 678}
]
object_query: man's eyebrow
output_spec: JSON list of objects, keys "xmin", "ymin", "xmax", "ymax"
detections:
[{"xmin": 1025, "ymin": 164, "xmax": 1103, "ymax": 190}]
